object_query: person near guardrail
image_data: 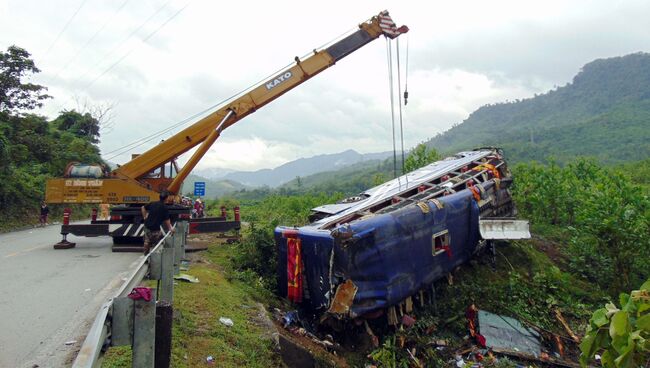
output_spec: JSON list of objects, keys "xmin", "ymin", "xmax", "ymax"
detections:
[{"xmin": 141, "ymin": 190, "xmax": 175, "ymax": 255}]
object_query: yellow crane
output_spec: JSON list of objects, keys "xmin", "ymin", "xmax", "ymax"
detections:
[{"xmin": 45, "ymin": 11, "xmax": 408, "ymax": 248}]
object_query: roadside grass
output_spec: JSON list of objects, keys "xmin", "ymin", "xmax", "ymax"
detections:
[{"xmin": 102, "ymin": 241, "xmax": 281, "ymax": 368}]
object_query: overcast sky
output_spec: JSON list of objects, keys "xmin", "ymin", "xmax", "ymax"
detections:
[{"xmin": 1, "ymin": 0, "xmax": 648, "ymax": 171}]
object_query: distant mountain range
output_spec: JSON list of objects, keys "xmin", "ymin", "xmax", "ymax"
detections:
[
  {"xmin": 181, "ymin": 174, "xmax": 249, "ymax": 198},
  {"xmin": 192, "ymin": 149, "xmax": 392, "ymax": 188},
  {"xmin": 425, "ymin": 52, "xmax": 650, "ymax": 164}
]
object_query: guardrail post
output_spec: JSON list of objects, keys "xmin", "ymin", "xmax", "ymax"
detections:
[
  {"xmin": 173, "ymin": 226, "xmax": 183, "ymax": 275},
  {"xmin": 183, "ymin": 221, "xmax": 187, "ymax": 255},
  {"xmin": 133, "ymin": 288, "xmax": 156, "ymax": 368},
  {"xmin": 112, "ymin": 297, "xmax": 134, "ymax": 346},
  {"xmin": 160, "ymin": 237, "xmax": 174, "ymax": 302},
  {"xmin": 155, "ymin": 301, "xmax": 173, "ymax": 368},
  {"xmin": 179, "ymin": 221, "xmax": 187, "ymax": 258},
  {"xmin": 149, "ymin": 250, "xmax": 162, "ymax": 280}
]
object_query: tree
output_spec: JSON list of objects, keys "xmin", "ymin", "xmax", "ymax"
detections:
[
  {"xmin": 404, "ymin": 144, "xmax": 441, "ymax": 173},
  {"xmin": 53, "ymin": 110, "xmax": 101, "ymax": 143},
  {"xmin": 0, "ymin": 46, "xmax": 51, "ymax": 114}
]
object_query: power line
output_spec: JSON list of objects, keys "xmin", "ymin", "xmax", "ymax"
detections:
[
  {"xmin": 50, "ymin": 0, "xmax": 180, "ymax": 114},
  {"xmin": 83, "ymin": 1, "xmax": 190, "ymax": 90},
  {"xmin": 48, "ymin": 0, "xmax": 171, "ymax": 110},
  {"xmin": 54, "ymin": 0, "xmax": 132, "ymax": 79},
  {"xmin": 103, "ymin": 9, "xmax": 357, "ymax": 161},
  {"xmin": 71, "ymin": 0, "xmax": 173, "ymax": 86},
  {"xmin": 43, "ymin": 0, "xmax": 89, "ymax": 57}
]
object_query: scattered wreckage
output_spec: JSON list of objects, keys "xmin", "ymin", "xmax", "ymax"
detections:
[{"xmin": 275, "ymin": 147, "xmax": 530, "ymax": 323}]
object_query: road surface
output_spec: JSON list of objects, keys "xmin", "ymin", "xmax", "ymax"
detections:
[{"xmin": 0, "ymin": 224, "xmax": 141, "ymax": 367}]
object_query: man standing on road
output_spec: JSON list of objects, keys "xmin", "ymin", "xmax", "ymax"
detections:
[
  {"xmin": 141, "ymin": 190, "xmax": 175, "ymax": 255},
  {"xmin": 39, "ymin": 202, "xmax": 49, "ymax": 227}
]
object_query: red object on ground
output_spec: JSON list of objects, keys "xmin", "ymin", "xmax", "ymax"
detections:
[
  {"xmin": 63, "ymin": 208, "xmax": 72, "ymax": 225},
  {"xmin": 466, "ymin": 304, "xmax": 487, "ymax": 347},
  {"xmin": 287, "ymin": 237, "xmax": 303, "ymax": 303},
  {"xmin": 234, "ymin": 206, "xmax": 240, "ymax": 222},
  {"xmin": 128, "ymin": 287, "xmax": 153, "ymax": 301}
]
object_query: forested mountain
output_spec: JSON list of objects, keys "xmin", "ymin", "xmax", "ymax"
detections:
[
  {"xmin": 425, "ymin": 52, "xmax": 650, "ymax": 163},
  {"xmin": 219, "ymin": 149, "xmax": 392, "ymax": 187}
]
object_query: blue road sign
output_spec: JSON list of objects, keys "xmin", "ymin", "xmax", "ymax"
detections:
[{"xmin": 194, "ymin": 182, "xmax": 206, "ymax": 196}]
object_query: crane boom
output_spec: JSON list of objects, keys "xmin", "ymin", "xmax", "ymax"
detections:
[{"xmin": 46, "ymin": 11, "xmax": 408, "ymax": 205}]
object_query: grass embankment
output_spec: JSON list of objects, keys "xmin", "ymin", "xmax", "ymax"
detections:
[{"xmin": 102, "ymin": 241, "xmax": 282, "ymax": 368}]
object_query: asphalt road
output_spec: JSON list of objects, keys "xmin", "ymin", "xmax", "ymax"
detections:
[{"xmin": 0, "ymin": 224, "xmax": 141, "ymax": 368}]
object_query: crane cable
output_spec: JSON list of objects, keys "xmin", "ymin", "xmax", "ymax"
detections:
[
  {"xmin": 386, "ymin": 38, "xmax": 398, "ymax": 180},
  {"xmin": 396, "ymin": 37, "xmax": 406, "ymax": 175},
  {"xmin": 404, "ymin": 34, "xmax": 409, "ymax": 106}
]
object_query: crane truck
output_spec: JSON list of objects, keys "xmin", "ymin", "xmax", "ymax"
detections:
[{"xmin": 45, "ymin": 11, "xmax": 409, "ymax": 250}]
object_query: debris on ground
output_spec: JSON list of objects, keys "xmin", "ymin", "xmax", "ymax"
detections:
[
  {"xmin": 282, "ymin": 310, "xmax": 299, "ymax": 328},
  {"xmin": 477, "ymin": 309, "xmax": 541, "ymax": 356},
  {"xmin": 174, "ymin": 274, "xmax": 199, "ymax": 283},
  {"xmin": 127, "ymin": 287, "xmax": 152, "ymax": 301},
  {"xmin": 219, "ymin": 317, "xmax": 234, "ymax": 327}
]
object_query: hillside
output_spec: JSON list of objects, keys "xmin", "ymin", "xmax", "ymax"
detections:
[
  {"xmin": 426, "ymin": 52, "xmax": 650, "ymax": 163},
  {"xmin": 280, "ymin": 158, "xmax": 394, "ymax": 195},
  {"xmin": 220, "ymin": 149, "xmax": 392, "ymax": 187},
  {"xmin": 181, "ymin": 174, "xmax": 249, "ymax": 199}
]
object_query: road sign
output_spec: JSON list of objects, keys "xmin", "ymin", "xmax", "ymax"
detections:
[{"xmin": 193, "ymin": 182, "xmax": 205, "ymax": 196}]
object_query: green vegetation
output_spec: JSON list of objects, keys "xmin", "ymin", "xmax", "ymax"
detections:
[
  {"xmin": 426, "ymin": 52, "xmax": 650, "ymax": 164},
  {"xmin": 512, "ymin": 160, "xmax": 649, "ymax": 296},
  {"xmin": 0, "ymin": 46, "xmax": 104, "ymax": 229},
  {"xmin": 580, "ymin": 280, "xmax": 650, "ymax": 368},
  {"xmin": 403, "ymin": 143, "xmax": 440, "ymax": 172}
]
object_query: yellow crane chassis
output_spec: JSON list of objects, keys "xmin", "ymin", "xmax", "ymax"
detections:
[{"xmin": 46, "ymin": 178, "xmax": 161, "ymax": 204}]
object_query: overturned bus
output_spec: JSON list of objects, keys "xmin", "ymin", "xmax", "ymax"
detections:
[{"xmin": 275, "ymin": 148, "xmax": 529, "ymax": 323}]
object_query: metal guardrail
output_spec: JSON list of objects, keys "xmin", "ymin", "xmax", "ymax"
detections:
[{"xmin": 72, "ymin": 221, "xmax": 188, "ymax": 368}]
